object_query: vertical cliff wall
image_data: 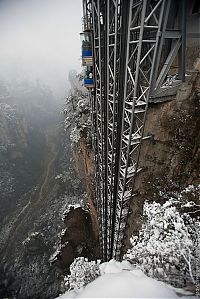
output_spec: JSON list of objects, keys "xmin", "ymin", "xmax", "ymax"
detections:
[
  {"xmin": 75, "ymin": 61, "xmax": 200, "ymax": 257},
  {"xmin": 60, "ymin": 88, "xmax": 100, "ymax": 269},
  {"xmin": 72, "ymin": 132, "xmax": 99, "ymax": 242},
  {"xmin": 125, "ymin": 65, "xmax": 200, "ymax": 248}
]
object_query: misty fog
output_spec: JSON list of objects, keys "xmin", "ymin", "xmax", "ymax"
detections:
[
  {"xmin": 0, "ymin": 0, "xmax": 82, "ymax": 98},
  {"xmin": 0, "ymin": 2, "xmax": 87, "ymax": 297}
]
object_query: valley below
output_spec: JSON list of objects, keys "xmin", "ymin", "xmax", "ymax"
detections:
[{"xmin": 0, "ymin": 80, "xmax": 84, "ymax": 298}]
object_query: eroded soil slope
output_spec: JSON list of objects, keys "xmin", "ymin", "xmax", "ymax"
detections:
[{"xmin": 126, "ymin": 71, "xmax": 200, "ymax": 242}]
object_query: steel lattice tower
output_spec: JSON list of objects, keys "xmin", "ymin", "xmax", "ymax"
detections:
[{"xmin": 82, "ymin": 0, "xmax": 186, "ymax": 261}]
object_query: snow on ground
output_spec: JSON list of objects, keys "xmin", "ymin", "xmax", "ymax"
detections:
[{"xmin": 56, "ymin": 260, "xmax": 198, "ymax": 298}]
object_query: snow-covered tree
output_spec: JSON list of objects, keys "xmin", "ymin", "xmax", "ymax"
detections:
[
  {"xmin": 125, "ymin": 198, "xmax": 200, "ymax": 287},
  {"xmin": 64, "ymin": 257, "xmax": 101, "ymax": 291},
  {"xmin": 64, "ymin": 70, "xmax": 91, "ymax": 147}
]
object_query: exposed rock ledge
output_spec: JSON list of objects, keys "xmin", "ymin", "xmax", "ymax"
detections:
[{"xmin": 52, "ymin": 206, "xmax": 99, "ymax": 272}]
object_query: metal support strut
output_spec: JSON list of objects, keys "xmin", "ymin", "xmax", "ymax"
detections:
[{"xmin": 81, "ymin": 0, "xmax": 187, "ymax": 261}]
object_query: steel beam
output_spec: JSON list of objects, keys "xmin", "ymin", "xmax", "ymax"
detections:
[{"xmin": 82, "ymin": 0, "xmax": 187, "ymax": 261}]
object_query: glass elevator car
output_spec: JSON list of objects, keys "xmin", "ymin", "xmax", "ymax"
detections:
[
  {"xmin": 83, "ymin": 65, "xmax": 94, "ymax": 88},
  {"xmin": 80, "ymin": 31, "xmax": 95, "ymax": 88}
]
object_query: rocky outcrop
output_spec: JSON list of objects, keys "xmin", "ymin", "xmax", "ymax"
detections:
[
  {"xmin": 67, "ymin": 66, "xmax": 200, "ymax": 259},
  {"xmin": 52, "ymin": 206, "xmax": 99, "ymax": 271},
  {"xmin": 23, "ymin": 232, "xmax": 49, "ymax": 255},
  {"xmin": 63, "ymin": 61, "xmax": 200, "ymax": 267},
  {"xmin": 73, "ymin": 131, "xmax": 99, "ymax": 243},
  {"xmin": 125, "ymin": 70, "xmax": 200, "ymax": 248},
  {"xmin": 64, "ymin": 86, "xmax": 100, "ymax": 258}
]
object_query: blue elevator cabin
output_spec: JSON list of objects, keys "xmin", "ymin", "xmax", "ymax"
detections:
[{"xmin": 80, "ymin": 31, "xmax": 95, "ymax": 88}]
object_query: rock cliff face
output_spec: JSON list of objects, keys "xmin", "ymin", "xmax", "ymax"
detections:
[
  {"xmin": 0, "ymin": 80, "xmax": 72, "ymax": 298},
  {"xmin": 0, "ymin": 102, "xmax": 45, "ymax": 224},
  {"xmin": 52, "ymin": 109, "xmax": 99, "ymax": 278},
  {"xmin": 52, "ymin": 206, "xmax": 99, "ymax": 271},
  {"xmin": 63, "ymin": 85, "xmax": 100, "ymax": 262},
  {"xmin": 72, "ymin": 133, "xmax": 99, "ymax": 244},
  {"xmin": 125, "ymin": 68, "xmax": 200, "ymax": 248},
  {"xmin": 71, "ymin": 64, "xmax": 200, "ymax": 257}
]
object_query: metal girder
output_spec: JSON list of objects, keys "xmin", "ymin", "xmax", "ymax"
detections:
[
  {"xmin": 112, "ymin": 0, "xmax": 170, "ymax": 259},
  {"xmin": 92, "ymin": 0, "xmax": 108, "ymax": 260},
  {"xmin": 105, "ymin": 0, "xmax": 122, "ymax": 260},
  {"xmin": 82, "ymin": 0, "xmax": 187, "ymax": 261},
  {"xmin": 82, "ymin": 0, "xmax": 93, "ymax": 30}
]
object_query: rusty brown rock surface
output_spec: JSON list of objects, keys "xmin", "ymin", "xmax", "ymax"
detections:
[
  {"xmin": 53, "ymin": 206, "xmax": 99, "ymax": 271},
  {"xmin": 69, "ymin": 73, "xmax": 200, "ymax": 258},
  {"xmin": 124, "ymin": 71, "xmax": 200, "ymax": 250},
  {"xmin": 72, "ymin": 129, "xmax": 99, "ymax": 243},
  {"xmin": 64, "ymin": 58, "xmax": 200, "ymax": 261}
]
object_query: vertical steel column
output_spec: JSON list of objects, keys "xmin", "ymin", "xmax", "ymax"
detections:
[
  {"xmin": 91, "ymin": 0, "xmax": 105, "ymax": 259},
  {"xmin": 178, "ymin": 0, "xmax": 186, "ymax": 82},
  {"xmin": 106, "ymin": 0, "xmax": 121, "ymax": 260},
  {"xmin": 82, "ymin": 0, "xmax": 187, "ymax": 261},
  {"xmin": 92, "ymin": 0, "xmax": 109, "ymax": 260},
  {"xmin": 103, "ymin": 0, "xmax": 108, "ymax": 260},
  {"xmin": 149, "ymin": 0, "xmax": 172, "ymax": 93},
  {"xmin": 113, "ymin": 0, "xmax": 168, "ymax": 259},
  {"xmin": 111, "ymin": 0, "xmax": 132, "ymax": 258}
]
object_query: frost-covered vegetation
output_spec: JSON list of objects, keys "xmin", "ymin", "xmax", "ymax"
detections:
[
  {"xmin": 0, "ymin": 103, "xmax": 16, "ymax": 122},
  {"xmin": 64, "ymin": 71, "xmax": 91, "ymax": 145},
  {"xmin": 55, "ymin": 185, "xmax": 200, "ymax": 299},
  {"xmin": 63, "ymin": 257, "xmax": 101, "ymax": 292},
  {"xmin": 55, "ymin": 170, "xmax": 83, "ymax": 195},
  {"xmin": 56, "ymin": 260, "xmax": 197, "ymax": 299},
  {"xmin": 65, "ymin": 95, "xmax": 91, "ymax": 144},
  {"xmin": 0, "ymin": 78, "xmax": 66, "ymax": 298},
  {"xmin": 125, "ymin": 185, "xmax": 200, "ymax": 288}
]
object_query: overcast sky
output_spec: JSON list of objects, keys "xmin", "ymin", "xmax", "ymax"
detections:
[{"xmin": 0, "ymin": 0, "xmax": 83, "ymax": 97}]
